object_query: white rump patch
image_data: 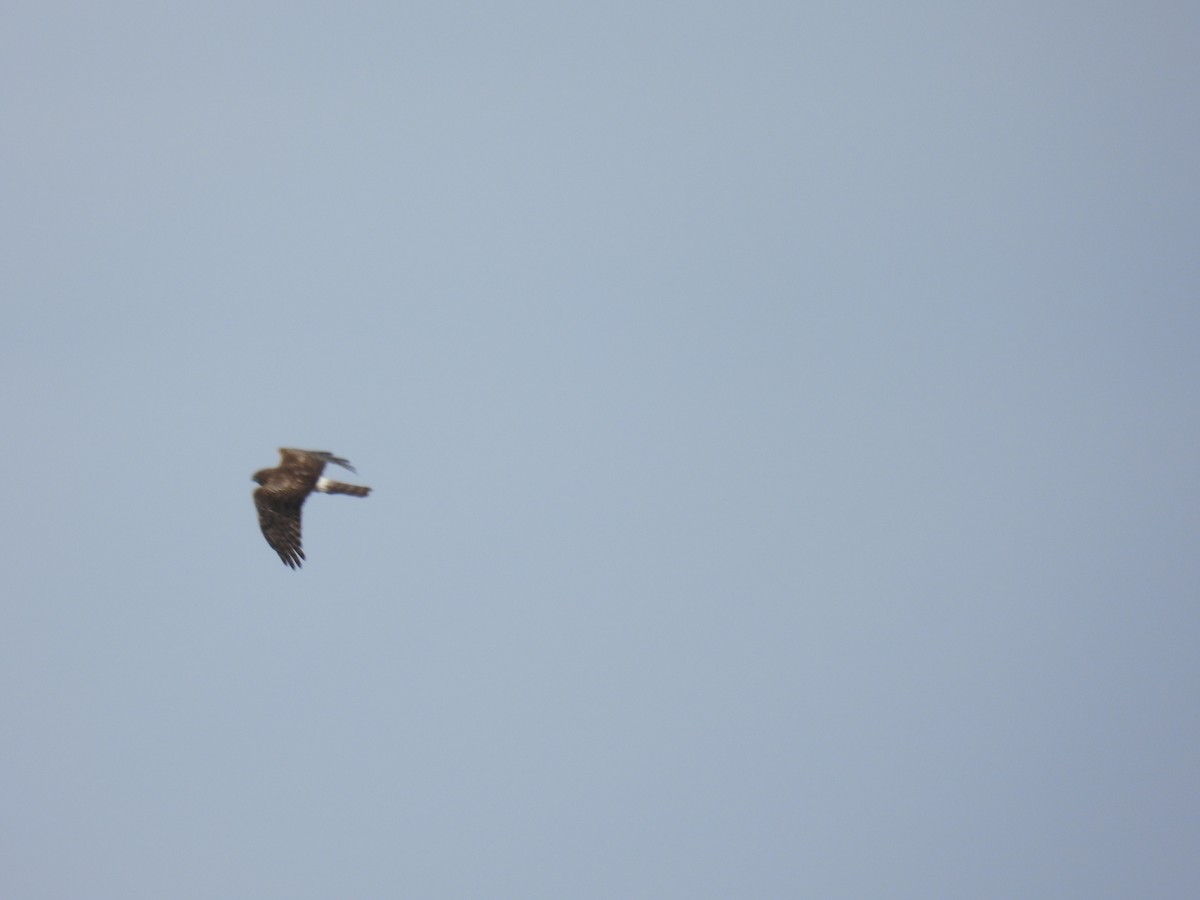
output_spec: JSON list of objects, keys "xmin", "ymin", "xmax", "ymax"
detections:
[{"xmin": 315, "ymin": 477, "xmax": 334, "ymax": 492}]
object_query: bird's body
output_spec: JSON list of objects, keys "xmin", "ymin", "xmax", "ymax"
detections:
[{"xmin": 252, "ymin": 448, "xmax": 371, "ymax": 568}]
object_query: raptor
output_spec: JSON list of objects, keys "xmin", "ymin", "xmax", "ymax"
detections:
[{"xmin": 252, "ymin": 448, "xmax": 371, "ymax": 568}]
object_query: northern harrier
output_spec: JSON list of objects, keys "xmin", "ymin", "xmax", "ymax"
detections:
[{"xmin": 252, "ymin": 448, "xmax": 372, "ymax": 568}]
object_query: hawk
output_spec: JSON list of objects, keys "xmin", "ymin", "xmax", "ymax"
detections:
[{"xmin": 252, "ymin": 448, "xmax": 372, "ymax": 568}]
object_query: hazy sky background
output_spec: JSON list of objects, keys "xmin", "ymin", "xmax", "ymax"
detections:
[{"xmin": 3, "ymin": 2, "xmax": 1198, "ymax": 897}]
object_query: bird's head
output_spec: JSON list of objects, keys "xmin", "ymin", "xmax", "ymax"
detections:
[{"xmin": 251, "ymin": 469, "xmax": 270, "ymax": 485}]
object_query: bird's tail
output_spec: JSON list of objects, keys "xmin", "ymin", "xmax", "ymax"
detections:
[{"xmin": 316, "ymin": 478, "xmax": 372, "ymax": 497}]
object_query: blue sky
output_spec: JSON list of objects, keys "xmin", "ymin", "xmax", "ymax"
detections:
[{"xmin": 3, "ymin": 3, "xmax": 1198, "ymax": 897}]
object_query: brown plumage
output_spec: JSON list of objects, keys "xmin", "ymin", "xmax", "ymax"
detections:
[{"xmin": 252, "ymin": 448, "xmax": 372, "ymax": 569}]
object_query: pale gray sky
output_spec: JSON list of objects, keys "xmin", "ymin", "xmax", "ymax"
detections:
[{"xmin": 3, "ymin": 2, "xmax": 1198, "ymax": 897}]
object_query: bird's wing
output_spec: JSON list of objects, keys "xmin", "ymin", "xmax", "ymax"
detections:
[
  {"xmin": 254, "ymin": 484, "xmax": 306, "ymax": 568},
  {"xmin": 278, "ymin": 448, "xmax": 355, "ymax": 475}
]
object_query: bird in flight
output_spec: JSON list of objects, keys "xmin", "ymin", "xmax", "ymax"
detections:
[{"xmin": 252, "ymin": 448, "xmax": 372, "ymax": 568}]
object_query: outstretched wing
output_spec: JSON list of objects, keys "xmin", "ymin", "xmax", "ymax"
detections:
[
  {"xmin": 254, "ymin": 481, "xmax": 307, "ymax": 568},
  {"xmin": 279, "ymin": 448, "xmax": 356, "ymax": 475}
]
